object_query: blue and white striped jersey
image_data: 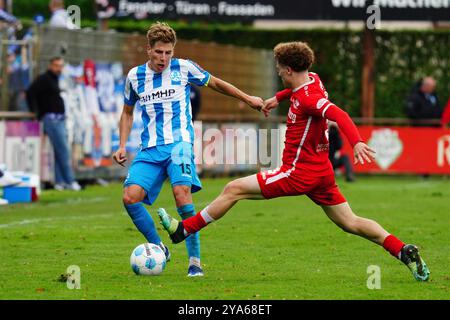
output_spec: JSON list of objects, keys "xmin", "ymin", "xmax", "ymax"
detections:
[{"xmin": 124, "ymin": 58, "xmax": 210, "ymax": 149}]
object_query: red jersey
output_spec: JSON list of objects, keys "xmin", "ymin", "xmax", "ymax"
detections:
[{"xmin": 276, "ymin": 72, "xmax": 362, "ymax": 177}]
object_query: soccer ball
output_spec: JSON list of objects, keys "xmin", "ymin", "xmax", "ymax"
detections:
[{"xmin": 130, "ymin": 243, "xmax": 166, "ymax": 276}]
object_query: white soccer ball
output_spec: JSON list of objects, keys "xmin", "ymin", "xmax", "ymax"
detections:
[{"xmin": 130, "ymin": 243, "xmax": 166, "ymax": 276}]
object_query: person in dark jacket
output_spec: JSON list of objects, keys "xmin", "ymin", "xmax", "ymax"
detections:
[
  {"xmin": 406, "ymin": 77, "xmax": 442, "ymax": 126},
  {"xmin": 328, "ymin": 122, "xmax": 355, "ymax": 182},
  {"xmin": 26, "ymin": 57, "xmax": 81, "ymax": 191}
]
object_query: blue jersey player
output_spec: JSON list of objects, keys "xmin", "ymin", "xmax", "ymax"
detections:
[{"xmin": 113, "ymin": 22, "xmax": 264, "ymax": 276}]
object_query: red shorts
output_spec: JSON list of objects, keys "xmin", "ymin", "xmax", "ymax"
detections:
[{"xmin": 256, "ymin": 167, "xmax": 346, "ymax": 206}]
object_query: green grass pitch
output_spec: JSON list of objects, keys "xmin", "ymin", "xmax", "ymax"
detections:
[{"xmin": 0, "ymin": 176, "xmax": 449, "ymax": 300}]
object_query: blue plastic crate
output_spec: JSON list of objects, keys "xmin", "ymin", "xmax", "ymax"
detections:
[{"xmin": 3, "ymin": 186, "xmax": 37, "ymax": 203}]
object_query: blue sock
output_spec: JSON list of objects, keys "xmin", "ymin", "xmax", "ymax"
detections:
[
  {"xmin": 177, "ymin": 204, "xmax": 200, "ymax": 261},
  {"xmin": 125, "ymin": 202, "xmax": 161, "ymax": 245}
]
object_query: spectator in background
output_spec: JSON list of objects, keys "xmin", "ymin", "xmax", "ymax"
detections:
[
  {"xmin": 406, "ymin": 77, "xmax": 442, "ymax": 126},
  {"xmin": 190, "ymin": 84, "xmax": 201, "ymax": 121},
  {"xmin": 26, "ymin": 57, "xmax": 81, "ymax": 191},
  {"xmin": 49, "ymin": 0, "xmax": 78, "ymax": 29},
  {"xmin": 7, "ymin": 48, "xmax": 30, "ymax": 112},
  {"xmin": 328, "ymin": 122, "xmax": 355, "ymax": 182},
  {"xmin": 0, "ymin": 0, "xmax": 22, "ymax": 108}
]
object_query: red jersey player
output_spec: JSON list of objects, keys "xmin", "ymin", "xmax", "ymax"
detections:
[{"xmin": 158, "ymin": 42, "xmax": 430, "ymax": 282}]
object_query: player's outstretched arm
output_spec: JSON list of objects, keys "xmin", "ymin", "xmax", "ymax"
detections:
[
  {"xmin": 113, "ymin": 104, "xmax": 134, "ymax": 167},
  {"xmin": 323, "ymin": 104, "xmax": 375, "ymax": 165},
  {"xmin": 207, "ymin": 75, "xmax": 264, "ymax": 111}
]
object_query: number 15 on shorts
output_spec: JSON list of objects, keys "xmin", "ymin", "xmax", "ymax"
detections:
[{"xmin": 179, "ymin": 163, "xmax": 191, "ymax": 176}]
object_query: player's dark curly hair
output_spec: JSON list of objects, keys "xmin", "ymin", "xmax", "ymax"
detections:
[
  {"xmin": 274, "ymin": 42, "xmax": 315, "ymax": 72},
  {"xmin": 147, "ymin": 22, "xmax": 177, "ymax": 47}
]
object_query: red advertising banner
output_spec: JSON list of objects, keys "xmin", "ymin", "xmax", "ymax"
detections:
[{"xmin": 341, "ymin": 126, "xmax": 450, "ymax": 174}]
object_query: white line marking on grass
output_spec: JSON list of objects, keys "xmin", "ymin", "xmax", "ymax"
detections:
[
  {"xmin": 0, "ymin": 213, "xmax": 114, "ymax": 229},
  {"xmin": 7, "ymin": 196, "xmax": 109, "ymax": 211},
  {"xmin": 45, "ymin": 196, "xmax": 109, "ymax": 207}
]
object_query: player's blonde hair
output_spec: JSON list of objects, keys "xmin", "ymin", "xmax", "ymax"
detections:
[
  {"xmin": 274, "ymin": 42, "xmax": 315, "ymax": 72},
  {"xmin": 147, "ymin": 22, "xmax": 177, "ymax": 47}
]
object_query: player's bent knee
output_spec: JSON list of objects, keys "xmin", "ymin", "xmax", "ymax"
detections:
[
  {"xmin": 222, "ymin": 180, "xmax": 245, "ymax": 200},
  {"xmin": 123, "ymin": 195, "xmax": 139, "ymax": 205},
  {"xmin": 173, "ymin": 185, "xmax": 190, "ymax": 196},
  {"xmin": 122, "ymin": 190, "xmax": 144, "ymax": 205},
  {"xmin": 172, "ymin": 185, "xmax": 192, "ymax": 207},
  {"xmin": 222, "ymin": 181, "xmax": 236, "ymax": 195}
]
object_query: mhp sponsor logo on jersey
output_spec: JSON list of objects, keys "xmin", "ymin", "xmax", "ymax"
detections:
[{"xmin": 140, "ymin": 88, "xmax": 177, "ymax": 103}]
